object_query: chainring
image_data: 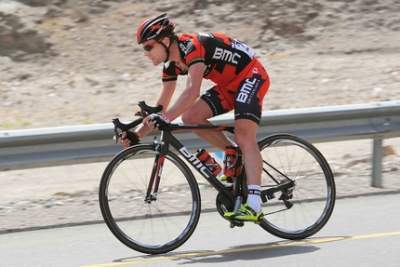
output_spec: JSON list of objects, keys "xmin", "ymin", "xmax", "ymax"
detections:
[{"xmin": 216, "ymin": 192, "xmax": 234, "ymax": 219}]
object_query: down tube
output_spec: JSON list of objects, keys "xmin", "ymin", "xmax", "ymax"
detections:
[{"xmin": 167, "ymin": 132, "xmax": 232, "ymax": 198}]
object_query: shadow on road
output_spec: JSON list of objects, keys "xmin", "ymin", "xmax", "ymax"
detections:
[
  {"xmin": 113, "ymin": 239, "xmax": 324, "ymax": 265},
  {"xmin": 175, "ymin": 243, "xmax": 319, "ymax": 265}
]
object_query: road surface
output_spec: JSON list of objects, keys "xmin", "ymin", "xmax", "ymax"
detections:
[{"xmin": 1, "ymin": 193, "xmax": 399, "ymax": 267}]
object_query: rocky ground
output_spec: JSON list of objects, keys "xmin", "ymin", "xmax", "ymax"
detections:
[
  {"xmin": 0, "ymin": 0, "xmax": 399, "ymax": 231},
  {"xmin": 1, "ymin": 0, "xmax": 399, "ymax": 129}
]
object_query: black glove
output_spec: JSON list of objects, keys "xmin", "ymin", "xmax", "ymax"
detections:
[
  {"xmin": 120, "ymin": 130, "xmax": 140, "ymax": 147},
  {"xmin": 147, "ymin": 113, "xmax": 170, "ymax": 129}
]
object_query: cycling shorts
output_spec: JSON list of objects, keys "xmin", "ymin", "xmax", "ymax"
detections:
[{"xmin": 200, "ymin": 59, "xmax": 270, "ymax": 124}]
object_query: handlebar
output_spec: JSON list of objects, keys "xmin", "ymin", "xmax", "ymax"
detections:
[
  {"xmin": 112, "ymin": 100, "xmax": 235, "ymax": 145},
  {"xmin": 138, "ymin": 101, "xmax": 163, "ymax": 115},
  {"xmin": 112, "ymin": 101, "xmax": 163, "ymax": 143}
]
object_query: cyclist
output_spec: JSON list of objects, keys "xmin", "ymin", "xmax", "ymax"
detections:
[{"xmin": 121, "ymin": 13, "xmax": 270, "ymax": 222}]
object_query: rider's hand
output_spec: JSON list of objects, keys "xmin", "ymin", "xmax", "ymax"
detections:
[
  {"xmin": 143, "ymin": 116, "xmax": 155, "ymax": 130},
  {"xmin": 144, "ymin": 113, "xmax": 170, "ymax": 129},
  {"xmin": 118, "ymin": 131, "xmax": 140, "ymax": 148}
]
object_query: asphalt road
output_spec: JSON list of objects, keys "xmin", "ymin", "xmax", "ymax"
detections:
[{"xmin": 1, "ymin": 193, "xmax": 400, "ymax": 267}]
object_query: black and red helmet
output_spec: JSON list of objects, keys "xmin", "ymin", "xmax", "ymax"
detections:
[{"xmin": 136, "ymin": 13, "xmax": 175, "ymax": 44}]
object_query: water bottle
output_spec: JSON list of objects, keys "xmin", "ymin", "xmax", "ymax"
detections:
[{"xmin": 196, "ymin": 149, "xmax": 222, "ymax": 176}]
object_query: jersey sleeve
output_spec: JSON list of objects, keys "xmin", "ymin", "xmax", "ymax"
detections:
[
  {"xmin": 162, "ymin": 61, "xmax": 178, "ymax": 82},
  {"xmin": 183, "ymin": 36, "xmax": 206, "ymax": 68}
]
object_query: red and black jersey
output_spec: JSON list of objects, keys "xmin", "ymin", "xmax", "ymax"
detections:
[{"xmin": 162, "ymin": 32, "xmax": 256, "ymax": 86}]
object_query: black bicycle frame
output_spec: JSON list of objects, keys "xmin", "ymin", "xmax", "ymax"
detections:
[
  {"xmin": 143, "ymin": 123, "xmax": 236, "ymax": 206},
  {"xmin": 142, "ymin": 122, "xmax": 294, "ymax": 208}
]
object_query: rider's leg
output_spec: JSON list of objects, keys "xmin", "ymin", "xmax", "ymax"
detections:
[
  {"xmin": 223, "ymin": 118, "xmax": 263, "ymax": 221},
  {"xmin": 235, "ymin": 118, "xmax": 262, "ymax": 212},
  {"xmin": 222, "ymin": 60, "xmax": 270, "ymax": 221},
  {"xmin": 181, "ymin": 98, "xmax": 234, "ymax": 150},
  {"xmin": 228, "ymin": 62, "xmax": 269, "ymax": 219}
]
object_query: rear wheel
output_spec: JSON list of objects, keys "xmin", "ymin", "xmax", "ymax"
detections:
[
  {"xmin": 99, "ymin": 144, "xmax": 201, "ymax": 254},
  {"xmin": 257, "ymin": 134, "xmax": 336, "ymax": 239}
]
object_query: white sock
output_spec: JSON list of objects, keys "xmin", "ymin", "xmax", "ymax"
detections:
[{"xmin": 247, "ymin": 184, "xmax": 261, "ymax": 212}]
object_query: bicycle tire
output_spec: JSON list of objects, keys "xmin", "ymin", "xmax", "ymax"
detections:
[
  {"xmin": 257, "ymin": 134, "xmax": 336, "ymax": 240},
  {"xmin": 99, "ymin": 144, "xmax": 201, "ymax": 254}
]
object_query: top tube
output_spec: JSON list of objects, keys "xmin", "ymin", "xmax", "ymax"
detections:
[
  {"xmin": 112, "ymin": 117, "xmax": 235, "ymax": 133},
  {"xmin": 169, "ymin": 123, "xmax": 234, "ymax": 133}
]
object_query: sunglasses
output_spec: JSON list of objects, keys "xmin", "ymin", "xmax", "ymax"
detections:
[{"xmin": 143, "ymin": 44, "xmax": 155, "ymax": 52}]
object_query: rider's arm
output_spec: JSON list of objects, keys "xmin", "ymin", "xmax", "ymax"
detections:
[
  {"xmin": 156, "ymin": 80, "xmax": 176, "ymax": 112},
  {"xmin": 134, "ymin": 80, "xmax": 176, "ymax": 139},
  {"xmin": 163, "ymin": 62, "xmax": 205, "ymax": 121}
]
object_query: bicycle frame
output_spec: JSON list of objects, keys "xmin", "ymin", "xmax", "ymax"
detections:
[
  {"xmin": 146, "ymin": 124, "xmax": 237, "ymax": 208},
  {"xmin": 143, "ymin": 122, "xmax": 295, "ymax": 212},
  {"xmin": 112, "ymin": 115, "xmax": 294, "ymax": 212}
]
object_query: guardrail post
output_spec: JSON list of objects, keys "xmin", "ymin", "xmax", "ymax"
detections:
[{"xmin": 371, "ymin": 136, "xmax": 383, "ymax": 188}]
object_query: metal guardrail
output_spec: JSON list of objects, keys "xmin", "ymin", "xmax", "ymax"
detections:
[{"xmin": 1, "ymin": 101, "xmax": 400, "ymax": 187}]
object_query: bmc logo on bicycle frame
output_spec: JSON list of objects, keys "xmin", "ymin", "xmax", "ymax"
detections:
[{"xmin": 179, "ymin": 147, "xmax": 211, "ymax": 178}]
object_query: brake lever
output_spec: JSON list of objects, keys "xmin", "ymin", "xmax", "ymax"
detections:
[
  {"xmin": 138, "ymin": 101, "xmax": 163, "ymax": 115},
  {"xmin": 112, "ymin": 118, "xmax": 143, "ymax": 143},
  {"xmin": 112, "ymin": 101, "xmax": 162, "ymax": 144}
]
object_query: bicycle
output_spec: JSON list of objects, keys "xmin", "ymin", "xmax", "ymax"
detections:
[{"xmin": 99, "ymin": 101, "xmax": 336, "ymax": 255}]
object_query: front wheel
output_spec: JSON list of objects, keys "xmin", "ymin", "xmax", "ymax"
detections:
[
  {"xmin": 99, "ymin": 144, "xmax": 201, "ymax": 254},
  {"xmin": 257, "ymin": 134, "xmax": 336, "ymax": 240}
]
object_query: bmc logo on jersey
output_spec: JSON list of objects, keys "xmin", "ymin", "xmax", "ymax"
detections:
[{"xmin": 212, "ymin": 47, "xmax": 241, "ymax": 64}]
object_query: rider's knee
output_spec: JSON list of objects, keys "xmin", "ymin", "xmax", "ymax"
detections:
[
  {"xmin": 181, "ymin": 111, "xmax": 199, "ymax": 124},
  {"xmin": 235, "ymin": 136, "xmax": 249, "ymax": 149},
  {"xmin": 235, "ymin": 127, "xmax": 257, "ymax": 149}
]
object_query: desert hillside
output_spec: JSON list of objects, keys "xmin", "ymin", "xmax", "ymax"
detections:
[{"xmin": 1, "ymin": 0, "xmax": 399, "ymax": 129}]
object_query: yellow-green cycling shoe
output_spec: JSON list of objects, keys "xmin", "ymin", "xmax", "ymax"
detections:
[
  {"xmin": 224, "ymin": 204, "xmax": 264, "ymax": 222},
  {"xmin": 219, "ymin": 174, "xmax": 233, "ymax": 183}
]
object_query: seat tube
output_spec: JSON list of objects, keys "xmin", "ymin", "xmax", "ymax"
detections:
[{"xmin": 233, "ymin": 148, "xmax": 244, "ymax": 211}]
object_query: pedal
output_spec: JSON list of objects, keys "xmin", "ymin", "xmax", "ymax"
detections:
[
  {"xmin": 223, "ymin": 182, "xmax": 233, "ymax": 189},
  {"xmin": 283, "ymin": 200, "xmax": 293, "ymax": 209},
  {"xmin": 230, "ymin": 220, "xmax": 244, "ymax": 228},
  {"xmin": 219, "ymin": 177, "xmax": 233, "ymax": 187}
]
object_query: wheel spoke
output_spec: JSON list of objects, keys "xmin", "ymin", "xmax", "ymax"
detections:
[
  {"xmin": 263, "ymin": 160, "xmax": 293, "ymax": 182},
  {"xmin": 258, "ymin": 135, "xmax": 335, "ymax": 239},
  {"xmin": 99, "ymin": 145, "xmax": 200, "ymax": 254}
]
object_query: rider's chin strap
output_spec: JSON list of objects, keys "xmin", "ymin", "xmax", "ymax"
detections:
[{"xmin": 157, "ymin": 35, "xmax": 176, "ymax": 63}]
